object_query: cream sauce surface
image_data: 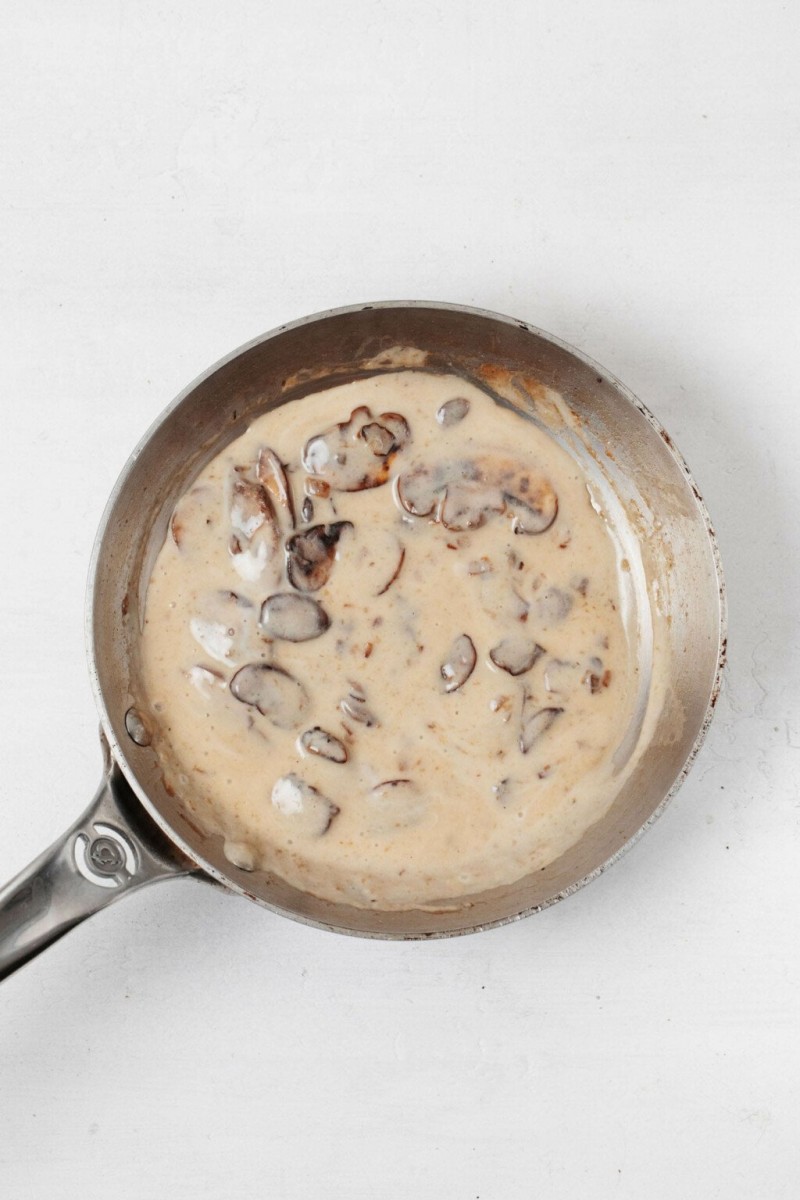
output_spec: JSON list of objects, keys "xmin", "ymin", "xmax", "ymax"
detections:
[{"xmin": 141, "ymin": 371, "xmax": 643, "ymax": 908}]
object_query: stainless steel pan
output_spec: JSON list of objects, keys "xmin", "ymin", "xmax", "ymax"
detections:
[{"xmin": 0, "ymin": 302, "xmax": 726, "ymax": 980}]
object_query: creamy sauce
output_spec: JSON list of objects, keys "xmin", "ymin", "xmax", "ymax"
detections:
[{"xmin": 141, "ymin": 371, "xmax": 644, "ymax": 909}]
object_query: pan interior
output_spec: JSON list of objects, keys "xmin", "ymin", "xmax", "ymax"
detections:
[{"xmin": 89, "ymin": 304, "xmax": 724, "ymax": 937}]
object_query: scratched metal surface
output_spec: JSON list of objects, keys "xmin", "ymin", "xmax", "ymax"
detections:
[{"xmin": 0, "ymin": 2, "xmax": 797, "ymax": 1197}]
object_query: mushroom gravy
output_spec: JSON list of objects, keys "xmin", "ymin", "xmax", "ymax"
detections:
[{"xmin": 140, "ymin": 370, "xmax": 646, "ymax": 909}]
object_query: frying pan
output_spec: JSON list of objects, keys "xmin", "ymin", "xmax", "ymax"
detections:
[{"xmin": 0, "ymin": 302, "xmax": 726, "ymax": 981}]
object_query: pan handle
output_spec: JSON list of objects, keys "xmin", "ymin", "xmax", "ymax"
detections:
[{"xmin": 0, "ymin": 761, "xmax": 193, "ymax": 983}]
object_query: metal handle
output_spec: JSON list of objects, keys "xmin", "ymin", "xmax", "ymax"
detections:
[{"xmin": 0, "ymin": 762, "xmax": 193, "ymax": 983}]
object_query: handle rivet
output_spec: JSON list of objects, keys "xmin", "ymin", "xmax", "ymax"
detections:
[{"xmin": 88, "ymin": 836, "xmax": 125, "ymax": 876}]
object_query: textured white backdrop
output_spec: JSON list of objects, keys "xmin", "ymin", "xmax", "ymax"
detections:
[{"xmin": 1, "ymin": 2, "xmax": 798, "ymax": 1197}]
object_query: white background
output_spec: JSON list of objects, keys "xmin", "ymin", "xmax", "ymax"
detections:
[{"xmin": 1, "ymin": 2, "xmax": 798, "ymax": 1197}]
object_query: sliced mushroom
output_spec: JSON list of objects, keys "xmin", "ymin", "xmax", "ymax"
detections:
[
  {"xmin": 299, "ymin": 727, "xmax": 348, "ymax": 763},
  {"xmin": 489, "ymin": 637, "xmax": 544, "ymax": 676},
  {"xmin": 543, "ymin": 658, "xmax": 579, "ymax": 695},
  {"xmin": 375, "ymin": 544, "xmax": 405, "ymax": 596},
  {"xmin": 519, "ymin": 704, "xmax": 564, "ymax": 754},
  {"xmin": 367, "ymin": 778, "xmax": 428, "ymax": 832},
  {"xmin": 302, "ymin": 406, "xmax": 410, "ymax": 492},
  {"xmin": 360, "ymin": 421, "xmax": 396, "ymax": 456},
  {"xmin": 230, "ymin": 479, "xmax": 271, "ymax": 539},
  {"xmin": 534, "ymin": 586, "xmax": 573, "ymax": 625},
  {"xmin": 260, "ymin": 593, "xmax": 330, "ymax": 642},
  {"xmin": 436, "ymin": 396, "xmax": 470, "ymax": 427},
  {"xmin": 301, "ymin": 496, "xmax": 314, "ymax": 523},
  {"xmin": 285, "ymin": 521, "xmax": 353, "ymax": 591},
  {"xmin": 304, "ymin": 476, "xmax": 330, "ymax": 498},
  {"xmin": 440, "ymin": 634, "xmax": 477, "ymax": 693},
  {"xmin": 340, "ymin": 684, "xmax": 379, "ymax": 727},
  {"xmin": 229, "ymin": 663, "xmax": 309, "ymax": 729},
  {"xmin": 505, "ymin": 478, "xmax": 558, "ymax": 535},
  {"xmin": 256, "ymin": 447, "xmax": 296, "ymax": 529},
  {"xmin": 396, "ymin": 464, "xmax": 441, "ymax": 517},
  {"xmin": 271, "ymin": 774, "xmax": 339, "ymax": 836},
  {"xmin": 440, "ymin": 483, "xmax": 505, "ymax": 531}
]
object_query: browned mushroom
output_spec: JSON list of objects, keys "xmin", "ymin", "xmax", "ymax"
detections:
[
  {"xmin": 256, "ymin": 447, "xmax": 296, "ymax": 529},
  {"xmin": 260, "ymin": 593, "xmax": 331, "ymax": 642},
  {"xmin": 302, "ymin": 406, "xmax": 411, "ymax": 491},
  {"xmin": 285, "ymin": 521, "xmax": 353, "ymax": 591},
  {"xmin": 440, "ymin": 634, "xmax": 477, "ymax": 693},
  {"xmin": 230, "ymin": 479, "xmax": 271, "ymax": 539},
  {"xmin": 375, "ymin": 544, "xmax": 406, "ymax": 596},
  {"xmin": 299, "ymin": 727, "xmax": 348, "ymax": 763},
  {"xmin": 229, "ymin": 663, "xmax": 309, "ymax": 729},
  {"xmin": 505, "ymin": 478, "xmax": 558, "ymax": 535},
  {"xmin": 489, "ymin": 637, "xmax": 545, "ymax": 677}
]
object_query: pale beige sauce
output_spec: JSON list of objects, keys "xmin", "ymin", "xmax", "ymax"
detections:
[{"xmin": 141, "ymin": 372, "xmax": 642, "ymax": 908}]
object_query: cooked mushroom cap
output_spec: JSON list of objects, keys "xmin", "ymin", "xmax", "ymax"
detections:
[
  {"xmin": 519, "ymin": 705, "xmax": 564, "ymax": 754},
  {"xmin": 229, "ymin": 663, "xmax": 309, "ymax": 729},
  {"xmin": 256, "ymin": 447, "xmax": 296, "ymax": 529},
  {"xmin": 299, "ymin": 727, "xmax": 348, "ymax": 763},
  {"xmin": 489, "ymin": 637, "xmax": 544, "ymax": 676},
  {"xmin": 339, "ymin": 684, "xmax": 379, "ymax": 726},
  {"xmin": 302, "ymin": 406, "xmax": 411, "ymax": 491},
  {"xmin": 260, "ymin": 593, "xmax": 330, "ymax": 642},
  {"xmin": 285, "ymin": 522, "xmax": 353, "ymax": 592},
  {"xmin": 436, "ymin": 397, "xmax": 470, "ymax": 427},
  {"xmin": 271, "ymin": 774, "xmax": 339, "ymax": 836},
  {"xmin": 441, "ymin": 634, "xmax": 477, "ymax": 693}
]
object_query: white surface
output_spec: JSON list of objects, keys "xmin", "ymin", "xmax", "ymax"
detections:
[{"xmin": 1, "ymin": 2, "xmax": 798, "ymax": 1196}]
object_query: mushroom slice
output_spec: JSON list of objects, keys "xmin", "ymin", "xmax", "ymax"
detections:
[
  {"xmin": 271, "ymin": 774, "xmax": 340, "ymax": 836},
  {"xmin": 440, "ymin": 483, "xmax": 505, "ymax": 532},
  {"xmin": 360, "ymin": 421, "xmax": 396, "ymax": 457},
  {"xmin": 260, "ymin": 593, "xmax": 330, "ymax": 642},
  {"xmin": 299, "ymin": 727, "xmax": 348, "ymax": 763},
  {"xmin": 229, "ymin": 663, "xmax": 309, "ymax": 729},
  {"xmin": 396, "ymin": 465, "xmax": 441, "ymax": 517},
  {"xmin": 301, "ymin": 496, "xmax": 314, "ymax": 523},
  {"xmin": 440, "ymin": 634, "xmax": 477, "ymax": 693},
  {"xmin": 489, "ymin": 637, "xmax": 544, "ymax": 677},
  {"xmin": 534, "ymin": 586, "xmax": 573, "ymax": 625},
  {"xmin": 340, "ymin": 684, "xmax": 379, "ymax": 726},
  {"xmin": 367, "ymin": 779, "xmax": 427, "ymax": 832},
  {"xmin": 302, "ymin": 406, "xmax": 410, "ymax": 492},
  {"xmin": 375, "ymin": 544, "xmax": 405, "ymax": 596},
  {"xmin": 285, "ymin": 521, "xmax": 353, "ymax": 592},
  {"xmin": 256, "ymin": 447, "xmax": 296, "ymax": 530},
  {"xmin": 230, "ymin": 479, "xmax": 271, "ymax": 539},
  {"xmin": 519, "ymin": 704, "xmax": 564, "ymax": 754},
  {"xmin": 505, "ymin": 478, "xmax": 558, "ymax": 535},
  {"xmin": 436, "ymin": 396, "xmax": 470, "ymax": 427}
]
